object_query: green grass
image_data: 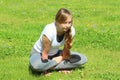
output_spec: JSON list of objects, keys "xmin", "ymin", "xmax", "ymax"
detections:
[{"xmin": 0, "ymin": 0, "xmax": 120, "ymax": 80}]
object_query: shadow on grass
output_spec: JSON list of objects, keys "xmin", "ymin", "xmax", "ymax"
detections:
[
  {"xmin": 28, "ymin": 65, "xmax": 85, "ymax": 76},
  {"xmin": 28, "ymin": 65, "xmax": 43, "ymax": 76}
]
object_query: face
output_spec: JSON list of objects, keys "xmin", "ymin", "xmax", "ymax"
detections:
[{"xmin": 56, "ymin": 15, "xmax": 72, "ymax": 34}]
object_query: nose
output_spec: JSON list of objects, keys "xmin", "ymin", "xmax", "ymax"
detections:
[
  {"xmin": 66, "ymin": 23, "xmax": 70, "ymax": 28},
  {"xmin": 66, "ymin": 23, "xmax": 69, "ymax": 27}
]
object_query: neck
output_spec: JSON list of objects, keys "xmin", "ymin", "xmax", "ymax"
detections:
[
  {"xmin": 55, "ymin": 22, "xmax": 65, "ymax": 36},
  {"xmin": 57, "ymin": 30, "xmax": 65, "ymax": 36}
]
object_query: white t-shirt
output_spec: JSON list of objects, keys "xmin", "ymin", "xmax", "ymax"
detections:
[{"xmin": 33, "ymin": 22, "xmax": 75, "ymax": 56}]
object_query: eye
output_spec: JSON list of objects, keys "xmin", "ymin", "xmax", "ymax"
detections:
[
  {"xmin": 69, "ymin": 22, "xmax": 72, "ymax": 24},
  {"xmin": 63, "ymin": 22, "xmax": 67, "ymax": 24}
]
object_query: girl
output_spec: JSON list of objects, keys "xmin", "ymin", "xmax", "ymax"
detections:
[{"xmin": 29, "ymin": 8, "xmax": 87, "ymax": 74}]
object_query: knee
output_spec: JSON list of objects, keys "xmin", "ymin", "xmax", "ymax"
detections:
[
  {"xmin": 77, "ymin": 54, "xmax": 87, "ymax": 65},
  {"xmin": 71, "ymin": 52, "xmax": 88, "ymax": 65},
  {"xmin": 30, "ymin": 63, "xmax": 45, "ymax": 72},
  {"xmin": 32, "ymin": 64, "xmax": 40, "ymax": 70},
  {"xmin": 81, "ymin": 54, "xmax": 87, "ymax": 64}
]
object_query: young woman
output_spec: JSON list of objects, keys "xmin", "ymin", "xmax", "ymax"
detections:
[{"xmin": 29, "ymin": 8, "xmax": 87, "ymax": 74}]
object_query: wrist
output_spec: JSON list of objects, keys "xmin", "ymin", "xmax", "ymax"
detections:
[{"xmin": 41, "ymin": 58, "xmax": 48, "ymax": 63}]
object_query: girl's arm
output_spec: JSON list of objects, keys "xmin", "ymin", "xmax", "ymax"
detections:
[{"xmin": 41, "ymin": 35, "xmax": 51, "ymax": 61}]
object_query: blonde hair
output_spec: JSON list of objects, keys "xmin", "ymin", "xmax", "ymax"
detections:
[{"xmin": 55, "ymin": 8, "xmax": 73, "ymax": 59}]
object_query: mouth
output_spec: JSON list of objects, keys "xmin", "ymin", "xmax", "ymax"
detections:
[{"xmin": 64, "ymin": 27, "xmax": 69, "ymax": 31}]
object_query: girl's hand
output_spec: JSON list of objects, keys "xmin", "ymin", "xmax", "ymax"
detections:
[
  {"xmin": 61, "ymin": 47, "xmax": 71, "ymax": 60},
  {"xmin": 41, "ymin": 52, "xmax": 48, "ymax": 60}
]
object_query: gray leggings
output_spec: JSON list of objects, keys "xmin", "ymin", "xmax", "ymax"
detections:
[{"xmin": 29, "ymin": 48, "xmax": 87, "ymax": 72}]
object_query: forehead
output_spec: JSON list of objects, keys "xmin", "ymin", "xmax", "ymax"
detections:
[{"xmin": 65, "ymin": 15, "xmax": 72, "ymax": 21}]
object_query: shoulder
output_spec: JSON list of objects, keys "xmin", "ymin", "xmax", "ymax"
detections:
[
  {"xmin": 44, "ymin": 22, "xmax": 55, "ymax": 30},
  {"xmin": 42, "ymin": 22, "xmax": 56, "ymax": 41},
  {"xmin": 43, "ymin": 22, "xmax": 56, "ymax": 34}
]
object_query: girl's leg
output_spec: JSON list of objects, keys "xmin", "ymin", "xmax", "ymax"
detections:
[
  {"xmin": 30, "ymin": 54, "xmax": 57, "ymax": 72},
  {"xmin": 54, "ymin": 51, "xmax": 87, "ymax": 70},
  {"xmin": 29, "ymin": 48, "xmax": 57, "ymax": 72}
]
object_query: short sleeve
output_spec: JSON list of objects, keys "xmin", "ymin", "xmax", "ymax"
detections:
[
  {"xmin": 71, "ymin": 26, "xmax": 75, "ymax": 38},
  {"xmin": 41, "ymin": 24, "xmax": 55, "ymax": 42}
]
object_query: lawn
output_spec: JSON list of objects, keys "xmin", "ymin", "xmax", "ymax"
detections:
[{"xmin": 0, "ymin": 0, "xmax": 120, "ymax": 80}]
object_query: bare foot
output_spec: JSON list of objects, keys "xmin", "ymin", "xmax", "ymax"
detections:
[
  {"xmin": 59, "ymin": 70, "xmax": 72, "ymax": 74},
  {"xmin": 44, "ymin": 71, "xmax": 52, "ymax": 76},
  {"xmin": 52, "ymin": 56, "xmax": 63, "ymax": 64}
]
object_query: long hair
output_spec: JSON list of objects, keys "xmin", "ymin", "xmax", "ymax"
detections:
[{"xmin": 55, "ymin": 8, "xmax": 73, "ymax": 59}]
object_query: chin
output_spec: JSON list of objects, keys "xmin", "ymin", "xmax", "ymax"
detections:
[
  {"xmin": 63, "ymin": 30, "xmax": 67, "ymax": 33},
  {"xmin": 64, "ymin": 29, "xmax": 68, "ymax": 31}
]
